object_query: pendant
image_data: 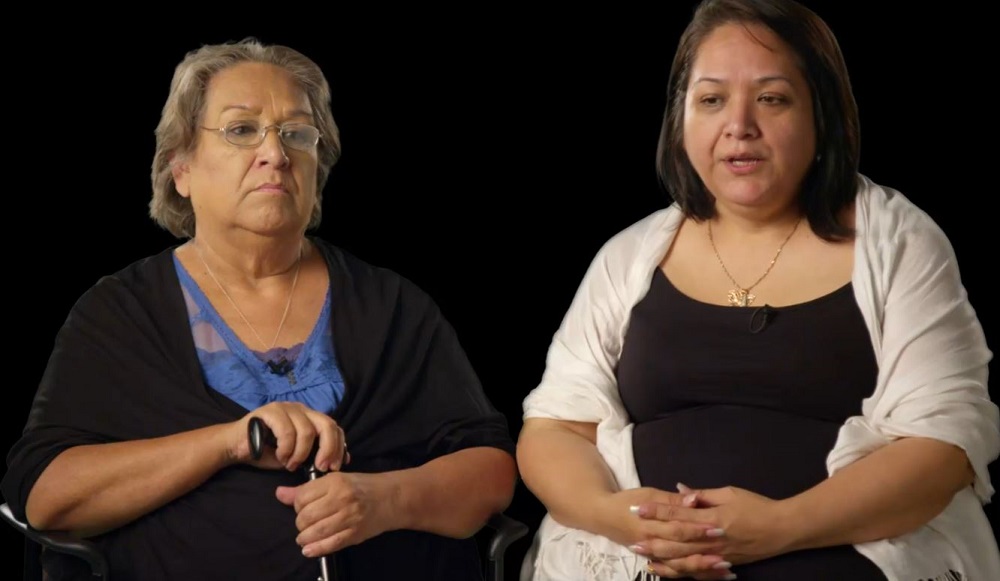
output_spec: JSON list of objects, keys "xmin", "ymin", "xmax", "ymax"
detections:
[{"xmin": 727, "ymin": 288, "xmax": 755, "ymax": 307}]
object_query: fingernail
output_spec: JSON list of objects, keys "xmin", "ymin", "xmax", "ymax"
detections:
[
  {"xmin": 706, "ymin": 527, "xmax": 726, "ymax": 537},
  {"xmin": 676, "ymin": 482, "xmax": 693, "ymax": 493},
  {"xmin": 302, "ymin": 546, "xmax": 314, "ymax": 558},
  {"xmin": 712, "ymin": 561, "xmax": 733, "ymax": 569},
  {"xmin": 683, "ymin": 493, "xmax": 697, "ymax": 506},
  {"xmin": 629, "ymin": 505, "xmax": 640, "ymax": 514},
  {"xmin": 628, "ymin": 544, "xmax": 649, "ymax": 555}
]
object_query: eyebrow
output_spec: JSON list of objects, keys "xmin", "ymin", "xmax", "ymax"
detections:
[
  {"xmin": 691, "ymin": 75, "xmax": 794, "ymax": 87},
  {"xmin": 219, "ymin": 105, "xmax": 314, "ymax": 118}
]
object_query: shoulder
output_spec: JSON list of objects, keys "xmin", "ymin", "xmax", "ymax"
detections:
[
  {"xmin": 580, "ymin": 206, "xmax": 682, "ymax": 293},
  {"xmin": 72, "ymin": 247, "xmax": 180, "ymax": 313},
  {"xmin": 855, "ymin": 175, "xmax": 955, "ymax": 261},
  {"xmin": 597, "ymin": 207, "xmax": 681, "ymax": 260},
  {"xmin": 310, "ymin": 237, "xmax": 436, "ymax": 310}
]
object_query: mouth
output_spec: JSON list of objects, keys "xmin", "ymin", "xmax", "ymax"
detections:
[
  {"xmin": 725, "ymin": 156, "xmax": 763, "ymax": 166},
  {"xmin": 254, "ymin": 183, "xmax": 289, "ymax": 194}
]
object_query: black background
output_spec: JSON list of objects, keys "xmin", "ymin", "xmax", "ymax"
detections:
[{"xmin": 5, "ymin": 2, "xmax": 996, "ymax": 578}]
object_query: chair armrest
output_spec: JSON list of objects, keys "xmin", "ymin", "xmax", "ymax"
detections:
[
  {"xmin": 483, "ymin": 512, "xmax": 529, "ymax": 581},
  {"xmin": 1, "ymin": 502, "xmax": 109, "ymax": 579}
]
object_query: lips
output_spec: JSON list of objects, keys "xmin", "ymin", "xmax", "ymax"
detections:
[{"xmin": 254, "ymin": 182, "xmax": 288, "ymax": 194}]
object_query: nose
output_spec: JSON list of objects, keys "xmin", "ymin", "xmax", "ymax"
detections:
[
  {"xmin": 255, "ymin": 125, "xmax": 290, "ymax": 168},
  {"xmin": 724, "ymin": 96, "xmax": 760, "ymax": 140}
]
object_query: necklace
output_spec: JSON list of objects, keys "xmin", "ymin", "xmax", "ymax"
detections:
[
  {"xmin": 193, "ymin": 242, "xmax": 302, "ymax": 355},
  {"xmin": 707, "ymin": 217, "xmax": 801, "ymax": 307}
]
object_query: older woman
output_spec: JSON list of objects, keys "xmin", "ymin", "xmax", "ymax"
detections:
[
  {"xmin": 1, "ymin": 39, "xmax": 516, "ymax": 581},
  {"xmin": 516, "ymin": 1, "xmax": 999, "ymax": 580}
]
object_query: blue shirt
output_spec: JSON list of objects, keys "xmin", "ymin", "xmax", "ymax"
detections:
[{"xmin": 173, "ymin": 253, "xmax": 345, "ymax": 414}]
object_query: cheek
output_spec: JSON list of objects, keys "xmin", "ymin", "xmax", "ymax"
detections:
[
  {"xmin": 773, "ymin": 119, "xmax": 816, "ymax": 171},
  {"xmin": 682, "ymin": 118, "xmax": 715, "ymax": 169}
]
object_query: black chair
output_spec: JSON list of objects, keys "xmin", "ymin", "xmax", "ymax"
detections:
[{"xmin": 1, "ymin": 502, "xmax": 529, "ymax": 581}]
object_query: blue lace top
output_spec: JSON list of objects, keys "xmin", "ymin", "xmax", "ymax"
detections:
[{"xmin": 173, "ymin": 253, "xmax": 345, "ymax": 414}]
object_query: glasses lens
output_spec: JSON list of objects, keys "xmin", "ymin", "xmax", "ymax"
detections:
[
  {"xmin": 224, "ymin": 121, "xmax": 263, "ymax": 146},
  {"xmin": 280, "ymin": 124, "xmax": 320, "ymax": 151}
]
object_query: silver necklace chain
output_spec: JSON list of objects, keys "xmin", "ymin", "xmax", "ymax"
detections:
[
  {"xmin": 707, "ymin": 217, "xmax": 801, "ymax": 307},
  {"xmin": 193, "ymin": 242, "xmax": 302, "ymax": 352}
]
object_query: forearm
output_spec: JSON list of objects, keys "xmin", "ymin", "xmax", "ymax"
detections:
[
  {"xmin": 777, "ymin": 437, "xmax": 973, "ymax": 552},
  {"xmin": 386, "ymin": 447, "xmax": 516, "ymax": 538},
  {"xmin": 517, "ymin": 419, "xmax": 622, "ymax": 538},
  {"xmin": 26, "ymin": 424, "xmax": 234, "ymax": 536}
]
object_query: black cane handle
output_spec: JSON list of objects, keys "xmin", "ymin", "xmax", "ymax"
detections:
[{"xmin": 248, "ymin": 417, "xmax": 279, "ymax": 461}]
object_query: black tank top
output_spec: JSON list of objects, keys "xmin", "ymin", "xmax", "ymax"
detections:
[{"xmin": 617, "ymin": 269, "xmax": 886, "ymax": 580}]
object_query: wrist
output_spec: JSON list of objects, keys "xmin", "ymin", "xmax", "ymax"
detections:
[
  {"xmin": 592, "ymin": 492, "xmax": 633, "ymax": 545},
  {"xmin": 771, "ymin": 495, "xmax": 808, "ymax": 554},
  {"xmin": 376, "ymin": 471, "xmax": 409, "ymax": 532}
]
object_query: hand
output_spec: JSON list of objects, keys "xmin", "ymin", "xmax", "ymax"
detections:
[
  {"xmin": 591, "ymin": 487, "xmax": 731, "ymax": 579},
  {"xmin": 637, "ymin": 483, "xmax": 788, "ymax": 574},
  {"xmin": 604, "ymin": 486, "xmax": 730, "ymax": 579},
  {"xmin": 275, "ymin": 471, "xmax": 396, "ymax": 556},
  {"xmin": 227, "ymin": 402, "xmax": 348, "ymax": 473}
]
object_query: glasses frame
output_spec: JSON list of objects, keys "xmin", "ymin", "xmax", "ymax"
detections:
[{"xmin": 200, "ymin": 121, "xmax": 322, "ymax": 152}]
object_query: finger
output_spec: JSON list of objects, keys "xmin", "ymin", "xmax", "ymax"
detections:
[
  {"xmin": 649, "ymin": 555, "xmax": 735, "ymax": 580},
  {"xmin": 635, "ymin": 502, "xmax": 713, "ymax": 525},
  {"xmin": 633, "ymin": 537, "xmax": 723, "ymax": 560},
  {"xmin": 285, "ymin": 404, "xmax": 321, "ymax": 471},
  {"xmin": 639, "ymin": 518, "xmax": 726, "ymax": 543},
  {"xmin": 639, "ymin": 487, "xmax": 693, "ymax": 506},
  {"xmin": 301, "ymin": 526, "xmax": 355, "ymax": 558},
  {"xmin": 665, "ymin": 555, "xmax": 736, "ymax": 580},
  {"xmin": 258, "ymin": 407, "xmax": 297, "ymax": 466},
  {"xmin": 310, "ymin": 416, "xmax": 342, "ymax": 472},
  {"xmin": 297, "ymin": 494, "xmax": 360, "ymax": 547},
  {"xmin": 675, "ymin": 482, "xmax": 702, "ymax": 506},
  {"xmin": 645, "ymin": 559, "xmax": 682, "ymax": 579}
]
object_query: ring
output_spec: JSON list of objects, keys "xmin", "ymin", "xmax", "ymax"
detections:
[{"xmin": 647, "ymin": 561, "xmax": 655, "ymax": 574}]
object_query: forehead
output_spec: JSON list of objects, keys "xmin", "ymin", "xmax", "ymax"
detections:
[
  {"xmin": 203, "ymin": 61, "xmax": 312, "ymax": 116},
  {"xmin": 690, "ymin": 22, "xmax": 802, "ymax": 79}
]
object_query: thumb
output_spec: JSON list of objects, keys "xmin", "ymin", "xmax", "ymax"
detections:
[
  {"xmin": 275, "ymin": 485, "xmax": 298, "ymax": 506},
  {"xmin": 676, "ymin": 482, "xmax": 723, "ymax": 507}
]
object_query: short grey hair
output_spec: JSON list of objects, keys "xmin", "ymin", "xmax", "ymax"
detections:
[{"xmin": 149, "ymin": 38, "xmax": 342, "ymax": 238}]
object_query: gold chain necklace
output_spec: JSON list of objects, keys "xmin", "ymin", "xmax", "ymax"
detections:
[
  {"xmin": 707, "ymin": 217, "xmax": 801, "ymax": 307},
  {"xmin": 193, "ymin": 242, "xmax": 302, "ymax": 352}
]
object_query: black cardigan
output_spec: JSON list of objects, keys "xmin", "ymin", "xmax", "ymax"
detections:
[{"xmin": 3, "ymin": 238, "xmax": 515, "ymax": 581}]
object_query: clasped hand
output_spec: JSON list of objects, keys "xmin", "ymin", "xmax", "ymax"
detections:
[
  {"xmin": 613, "ymin": 484, "xmax": 786, "ymax": 579},
  {"xmin": 227, "ymin": 402, "xmax": 392, "ymax": 556}
]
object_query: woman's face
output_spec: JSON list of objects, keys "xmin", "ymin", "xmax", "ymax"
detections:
[
  {"xmin": 682, "ymin": 22, "xmax": 816, "ymax": 216},
  {"xmin": 172, "ymin": 62, "xmax": 318, "ymax": 240}
]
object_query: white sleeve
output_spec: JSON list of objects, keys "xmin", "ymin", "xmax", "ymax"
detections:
[{"xmin": 832, "ymin": 200, "xmax": 999, "ymax": 503}]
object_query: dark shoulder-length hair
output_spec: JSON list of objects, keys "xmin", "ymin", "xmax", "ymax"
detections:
[{"xmin": 656, "ymin": 0, "xmax": 860, "ymax": 241}]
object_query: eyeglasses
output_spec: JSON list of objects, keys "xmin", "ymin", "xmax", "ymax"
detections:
[{"xmin": 200, "ymin": 120, "xmax": 321, "ymax": 152}]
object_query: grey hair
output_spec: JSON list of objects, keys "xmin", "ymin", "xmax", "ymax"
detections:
[{"xmin": 149, "ymin": 37, "xmax": 342, "ymax": 238}]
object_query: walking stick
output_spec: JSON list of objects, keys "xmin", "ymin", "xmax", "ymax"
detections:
[{"xmin": 248, "ymin": 417, "xmax": 336, "ymax": 581}]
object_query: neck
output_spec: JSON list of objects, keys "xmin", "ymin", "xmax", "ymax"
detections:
[
  {"xmin": 191, "ymin": 232, "xmax": 304, "ymax": 289},
  {"xmin": 710, "ymin": 203, "xmax": 803, "ymax": 239}
]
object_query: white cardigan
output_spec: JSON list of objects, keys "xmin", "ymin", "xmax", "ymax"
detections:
[{"xmin": 522, "ymin": 175, "xmax": 1000, "ymax": 581}]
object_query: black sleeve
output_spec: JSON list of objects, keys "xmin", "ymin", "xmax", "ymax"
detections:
[{"xmin": 2, "ymin": 261, "xmax": 230, "ymax": 522}]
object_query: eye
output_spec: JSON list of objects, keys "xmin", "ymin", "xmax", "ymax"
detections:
[
  {"xmin": 226, "ymin": 121, "xmax": 259, "ymax": 137},
  {"xmin": 697, "ymin": 95, "xmax": 723, "ymax": 107},
  {"xmin": 758, "ymin": 94, "xmax": 787, "ymax": 105},
  {"xmin": 280, "ymin": 124, "xmax": 319, "ymax": 149}
]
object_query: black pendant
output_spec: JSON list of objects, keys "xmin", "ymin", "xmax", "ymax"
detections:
[{"xmin": 266, "ymin": 357, "xmax": 293, "ymax": 376}]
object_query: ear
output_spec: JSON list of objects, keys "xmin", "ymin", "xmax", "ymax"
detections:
[{"xmin": 170, "ymin": 154, "xmax": 192, "ymax": 198}]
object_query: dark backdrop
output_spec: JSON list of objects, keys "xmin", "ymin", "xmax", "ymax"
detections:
[{"xmin": 6, "ymin": 2, "xmax": 995, "ymax": 579}]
